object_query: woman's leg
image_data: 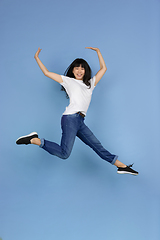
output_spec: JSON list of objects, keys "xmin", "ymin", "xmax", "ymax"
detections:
[
  {"xmin": 30, "ymin": 138, "xmax": 126, "ymax": 167},
  {"xmin": 77, "ymin": 121, "xmax": 138, "ymax": 175},
  {"xmin": 36, "ymin": 115, "xmax": 79, "ymax": 159},
  {"xmin": 77, "ymin": 121, "xmax": 118, "ymax": 165}
]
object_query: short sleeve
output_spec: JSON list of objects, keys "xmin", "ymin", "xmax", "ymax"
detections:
[{"xmin": 60, "ymin": 75, "xmax": 70, "ymax": 88}]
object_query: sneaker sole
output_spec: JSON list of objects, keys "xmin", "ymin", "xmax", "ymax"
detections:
[
  {"xmin": 16, "ymin": 132, "xmax": 38, "ymax": 144},
  {"xmin": 117, "ymin": 171, "xmax": 138, "ymax": 176}
]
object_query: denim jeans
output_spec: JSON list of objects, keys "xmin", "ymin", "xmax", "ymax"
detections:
[{"xmin": 39, "ymin": 113, "xmax": 118, "ymax": 165}]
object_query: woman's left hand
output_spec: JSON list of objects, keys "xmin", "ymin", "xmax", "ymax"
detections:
[
  {"xmin": 86, "ymin": 47, "xmax": 107, "ymax": 86},
  {"xmin": 85, "ymin": 47, "xmax": 100, "ymax": 52}
]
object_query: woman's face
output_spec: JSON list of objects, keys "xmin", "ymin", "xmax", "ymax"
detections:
[{"xmin": 72, "ymin": 65, "xmax": 85, "ymax": 80}]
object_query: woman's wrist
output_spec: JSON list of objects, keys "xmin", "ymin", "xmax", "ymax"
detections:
[{"xmin": 34, "ymin": 55, "xmax": 39, "ymax": 60}]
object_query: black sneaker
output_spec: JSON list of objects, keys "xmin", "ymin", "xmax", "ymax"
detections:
[
  {"xmin": 16, "ymin": 132, "xmax": 38, "ymax": 145},
  {"xmin": 117, "ymin": 164, "xmax": 138, "ymax": 176}
]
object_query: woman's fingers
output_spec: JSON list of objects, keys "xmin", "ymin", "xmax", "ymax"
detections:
[
  {"xmin": 85, "ymin": 47, "xmax": 99, "ymax": 51},
  {"xmin": 85, "ymin": 47, "xmax": 94, "ymax": 50},
  {"xmin": 37, "ymin": 48, "xmax": 42, "ymax": 54}
]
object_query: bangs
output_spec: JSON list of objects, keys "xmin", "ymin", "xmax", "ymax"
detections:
[{"xmin": 72, "ymin": 59, "xmax": 87, "ymax": 69}]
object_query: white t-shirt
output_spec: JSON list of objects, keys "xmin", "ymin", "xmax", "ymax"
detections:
[{"xmin": 60, "ymin": 75, "xmax": 96, "ymax": 116}]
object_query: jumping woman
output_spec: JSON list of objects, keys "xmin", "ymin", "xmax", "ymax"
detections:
[{"xmin": 16, "ymin": 47, "xmax": 138, "ymax": 175}]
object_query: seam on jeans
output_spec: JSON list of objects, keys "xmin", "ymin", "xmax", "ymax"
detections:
[{"xmin": 78, "ymin": 130, "xmax": 115, "ymax": 164}]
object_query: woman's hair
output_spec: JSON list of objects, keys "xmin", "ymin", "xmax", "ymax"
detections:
[{"xmin": 61, "ymin": 58, "xmax": 92, "ymax": 98}]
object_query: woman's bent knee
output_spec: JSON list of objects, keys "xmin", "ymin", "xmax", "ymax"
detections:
[{"xmin": 60, "ymin": 152, "xmax": 70, "ymax": 160}]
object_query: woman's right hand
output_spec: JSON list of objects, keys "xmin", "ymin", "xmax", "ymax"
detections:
[{"xmin": 34, "ymin": 48, "xmax": 42, "ymax": 59}]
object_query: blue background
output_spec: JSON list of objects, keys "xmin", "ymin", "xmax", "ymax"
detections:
[{"xmin": 0, "ymin": 0, "xmax": 160, "ymax": 239}]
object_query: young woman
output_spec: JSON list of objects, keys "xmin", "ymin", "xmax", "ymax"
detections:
[{"xmin": 16, "ymin": 47, "xmax": 138, "ymax": 175}]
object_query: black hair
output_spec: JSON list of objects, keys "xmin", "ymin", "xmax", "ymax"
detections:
[{"xmin": 61, "ymin": 58, "xmax": 92, "ymax": 98}]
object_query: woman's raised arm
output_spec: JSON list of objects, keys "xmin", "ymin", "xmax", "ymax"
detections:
[
  {"xmin": 34, "ymin": 48, "xmax": 63, "ymax": 83},
  {"xmin": 85, "ymin": 47, "xmax": 107, "ymax": 86}
]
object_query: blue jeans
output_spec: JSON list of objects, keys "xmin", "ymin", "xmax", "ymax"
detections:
[{"xmin": 39, "ymin": 113, "xmax": 118, "ymax": 165}]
